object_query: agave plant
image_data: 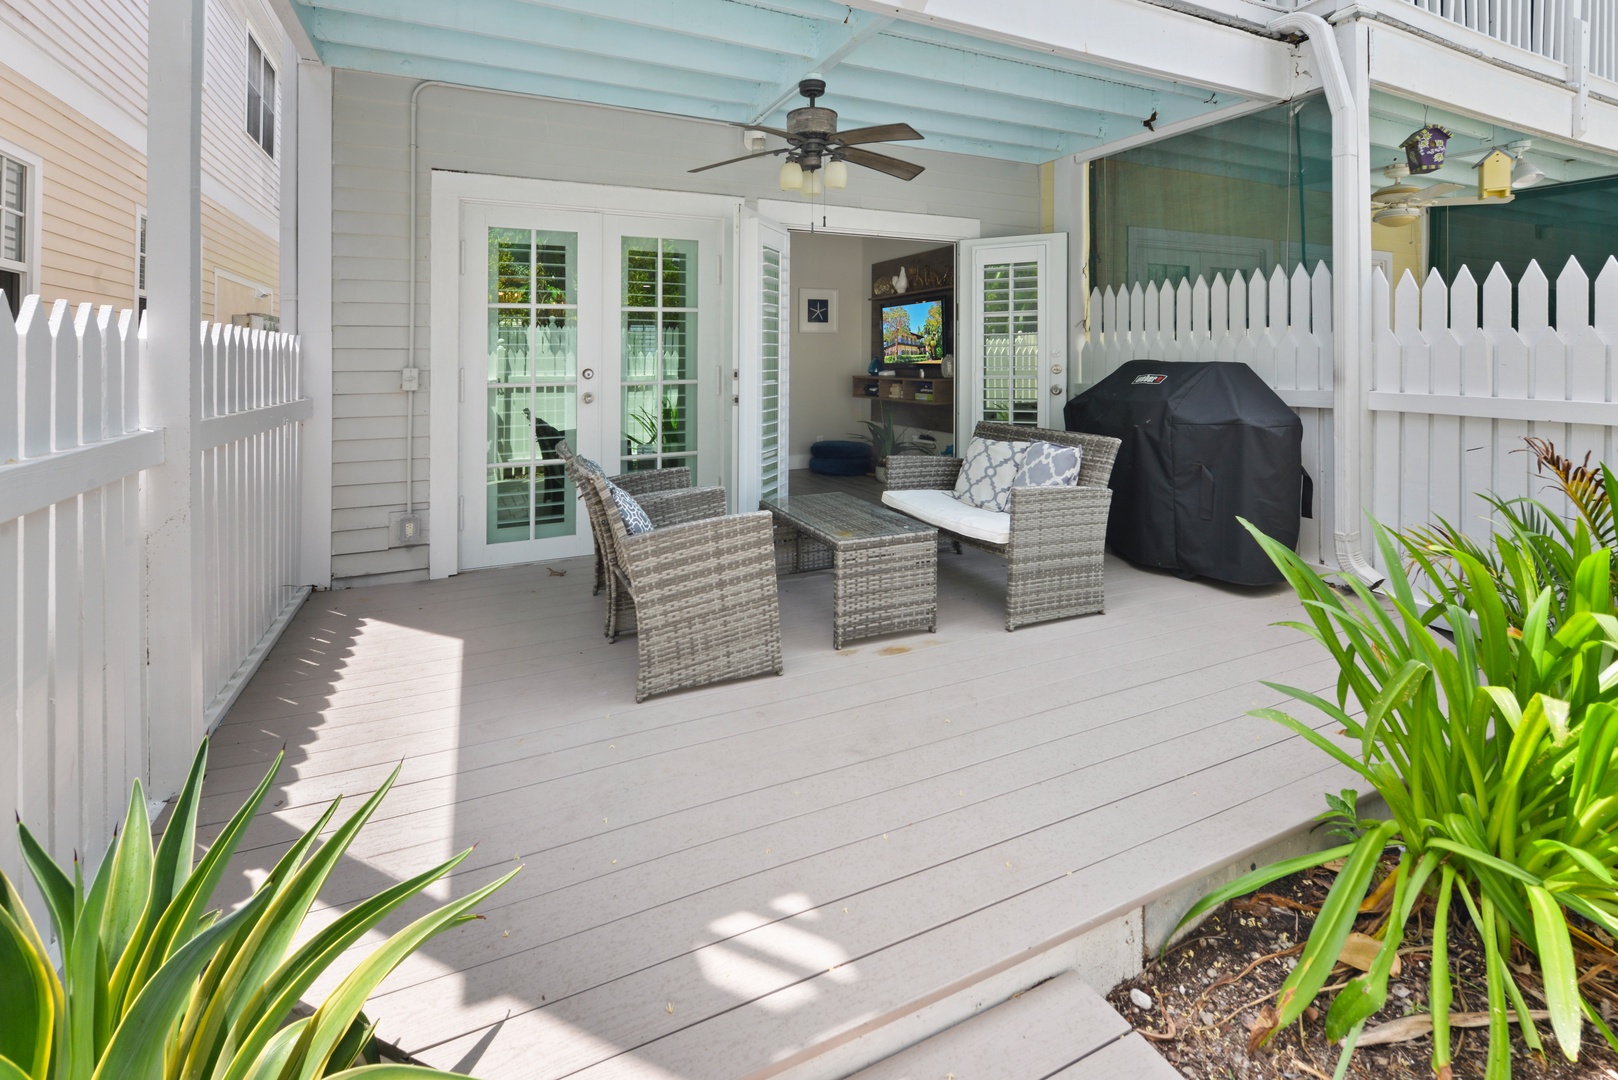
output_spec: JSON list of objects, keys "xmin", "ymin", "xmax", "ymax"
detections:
[
  {"xmin": 0, "ymin": 738, "xmax": 517, "ymax": 1080},
  {"xmin": 848, "ymin": 414, "xmax": 927, "ymax": 464},
  {"xmin": 1181, "ymin": 517, "xmax": 1618, "ymax": 1078}
]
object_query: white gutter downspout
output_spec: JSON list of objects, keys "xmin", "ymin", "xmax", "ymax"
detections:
[{"xmin": 1266, "ymin": 12, "xmax": 1383, "ymax": 587}]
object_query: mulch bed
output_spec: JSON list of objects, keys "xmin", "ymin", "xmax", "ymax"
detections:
[{"xmin": 1107, "ymin": 860, "xmax": 1618, "ymax": 1079}]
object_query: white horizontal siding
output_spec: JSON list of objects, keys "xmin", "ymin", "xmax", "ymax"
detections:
[
  {"xmin": 201, "ymin": 0, "xmax": 281, "ymax": 230},
  {"xmin": 328, "ymin": 68, "xmax": 1040, "ymax": 584},
  {"xmin": 0, "ymin": 0, "xmax": 146, "ymax": 128}
]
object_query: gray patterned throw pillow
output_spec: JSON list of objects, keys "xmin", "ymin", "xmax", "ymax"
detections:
[
  {"xmin": 952, "ymin": 437, "xmax": 1027, "ymax": 511},
  {"xmin": 606, "ymin": 480, "xmax": 654, "ymax": 535},
  {"xmin": 1013, "ymin": 441, "xmax": 1083, "ymax": 489}
]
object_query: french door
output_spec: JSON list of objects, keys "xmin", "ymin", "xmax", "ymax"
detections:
[
  {"xmin": 958, "ymin": 233, "xmax": 1068, "ymax": 431},
  {"xmin": 735, "ymin": 210, "xmax": 789, "ymax": 509},
  {"xmin": 458, "ymin": 204, "xmax": 721, "ymax": 569}
]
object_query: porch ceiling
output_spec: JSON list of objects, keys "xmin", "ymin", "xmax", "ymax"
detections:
[{"xmin": 281, "ymin": 0, "xmax": 1262, "ymax": 164}]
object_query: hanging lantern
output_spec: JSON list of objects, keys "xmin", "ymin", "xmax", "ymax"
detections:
[
  {"xmin": 1400, "ymin": 125, "xmax": 1454, "ymax": 174},
  {"xmin": 1475, "ymin": 149, "xmax": 1513, "ymax": 199}
]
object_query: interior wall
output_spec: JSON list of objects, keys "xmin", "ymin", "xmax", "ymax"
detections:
[
  {"xmin": 329, "ymin": 68, "xmax": 1040, "ymax": 585},
  {"xmin": 787, "ymin": 233, "xmax": 952, "ymax": 469},
  {"xmin": 1373, "ymin": 218, "xmax": 1424, "ymax": 287}
]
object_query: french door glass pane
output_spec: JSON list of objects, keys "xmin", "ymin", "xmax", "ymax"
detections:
[
  {"xmin": 760, "ymin": 244, "xmax": 781, "ymax": 499},
  {"xmin": 486, "ymin": 227, "xmax": 579, "ymax": 544},
  {"xmin": 621, "ymin": 235, "xmax": 699, "ymax": 471},
  {"xmin": 981, "ymin": 260, "xmax": 1040, "ymax": 426}
]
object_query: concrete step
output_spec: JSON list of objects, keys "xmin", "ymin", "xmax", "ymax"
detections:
[{"xmin": 847, "ymin": 972, "xmax": 1180, "ymax": 1080}]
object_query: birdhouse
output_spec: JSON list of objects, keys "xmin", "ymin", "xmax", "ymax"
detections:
[
  {"xmin": 1401, "ymin": 125, "xmax": 1453, "ymax": 174},
  {"xmin": 1476, "ymin": 149, "xmax": 1513, "ymax": 199}
]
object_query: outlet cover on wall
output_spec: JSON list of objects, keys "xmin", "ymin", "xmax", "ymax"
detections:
[{"xmin": 389, "ymin": 511, "xmax": 428, "ymax": 547}]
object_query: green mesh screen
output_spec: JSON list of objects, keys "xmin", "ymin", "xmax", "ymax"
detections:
[
  {"xmin": 1089, "ymin": 96, "xmax": 1333, "ymax": 292},
  {"xmin": 1430, "ymin": 175, "xmax": 1618, "ymax": 325}
]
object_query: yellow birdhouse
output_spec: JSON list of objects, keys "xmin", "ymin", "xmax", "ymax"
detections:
[{"xmin": 1476, "ymin": 149, "xmax": 1513, "ymax": 199}]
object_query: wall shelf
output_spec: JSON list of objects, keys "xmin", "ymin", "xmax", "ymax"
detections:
[{"xmin": 853, "ymin": 374, "xmax": 954, "ymax": 408}]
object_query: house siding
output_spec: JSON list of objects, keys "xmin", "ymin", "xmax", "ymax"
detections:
[
  {"xmin": 0, "ymin": 0, "xmax": 146, "ymax": 131},
  {"xmin": 0, "ymin": 59, "xmax": 144, "ymax": 309},
  {"xmin": 201, "ymin": 193, "xmax": 278, "ymax": 323},
  {"xmin": 201, "ymin": 0, "xmax": 282, "ymax": 231},
  {"xmin": 328, "ymin": 68, "xmax": 1041, "ymax": 585}
]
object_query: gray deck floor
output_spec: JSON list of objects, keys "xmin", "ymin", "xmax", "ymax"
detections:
[{"xmin": 204, "ymin": 514, "xmax": 1350, "ymax": 1080}]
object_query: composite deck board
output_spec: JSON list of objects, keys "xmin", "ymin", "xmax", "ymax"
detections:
[{"xmin": 202, "ymin": 548, "xmax": 1350, "ymax": 1079}]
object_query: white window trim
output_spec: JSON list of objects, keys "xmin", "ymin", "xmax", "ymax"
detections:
[
  {"xmin": 0, "ymin": 137, "xmax": 44, "ymax": 305},
  {"xmin": 135, "ymin": 206, "xmax": 147, "ymax": 310},
  {"xmin": 245, "ymin": 29, "xmax": 278, "ymax": 159}
]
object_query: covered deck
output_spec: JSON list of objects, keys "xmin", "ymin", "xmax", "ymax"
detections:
[{"xmin": 202, "ymin": 524, "xmax": 1350, "ymax": 1079}]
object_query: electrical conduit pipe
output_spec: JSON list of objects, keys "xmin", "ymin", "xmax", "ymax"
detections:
[{"xmin": 1265, "ymin": 12, "xmax": 1383, "ymax": 587}]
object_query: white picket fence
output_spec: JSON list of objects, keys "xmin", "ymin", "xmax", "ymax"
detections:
[
  {"xmin": 1078, "ymin": 256, "xmax": 1618, "ymax": 577},
  {"xmin": 1079, "ymin": 264, "xmax": 1336, "ymax": 567},
  {"xmin": 0, "ymin": 295, "xmax": 309, "ymax": 889},
  {"xmin": 1369, "ymin": 257, "xmax": 1618, "ymax": 565}
]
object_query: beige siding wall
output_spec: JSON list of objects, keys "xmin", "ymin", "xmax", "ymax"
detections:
[
  {"xmin": 328, "ymin": 68, "xmax": 1041, "ymax": 585},
  {"xmin": 0, "ymin": 61, "xmax": 278, "ymax": 319},
  {"xmin": 0, "ymin": 60, "xmax": 144, "ymax": 309},
  {"xmin": 202, "ymin": 195, "xmax": 278, "ymax": 324}
]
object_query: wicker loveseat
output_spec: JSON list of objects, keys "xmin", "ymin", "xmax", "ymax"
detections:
[
  {"xmin": 882, "ymin": 422, "xmax": 1120, "ymax": 631},
  {"xmin": 568, "ymin": 459, "xmax": 783, "ymax": 702}
]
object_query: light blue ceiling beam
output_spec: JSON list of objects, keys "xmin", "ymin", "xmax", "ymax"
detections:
[
  {"xmin": 309, "ymin": 9, "xmax": 765, "ymax": 108},
  {"xmin": 464, "ymin": 0, "xmax": 821, "ymax": 57},
  {"xmin": 777, "ymin": 93, "xmax": 1074, "ymax": 156},
  {"xmin": 879, "ymin": 20, "xmax": 1229, "ymax": 105},
  {"xmin": 844, "ymin": 34, "xmax": 1185, "ymax": 125},
  {"xmin": 824, "ymin": 67, "xmax": 1107, "ymax": 143},
  {"xmin": 303, "ymin": 0, "xmax": 789, "ymax": 86},
  {"xmin": 746, "ymin": 8, "xmax": 894, "ymax": 122},
  {"xmin": 316, "ymin": 43, "xmax": 745, "ymax": 121}
]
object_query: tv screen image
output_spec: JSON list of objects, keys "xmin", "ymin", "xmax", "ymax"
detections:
[{"xmin": 881, "ymin": 299, "xmax": 945, "ymax": 362}]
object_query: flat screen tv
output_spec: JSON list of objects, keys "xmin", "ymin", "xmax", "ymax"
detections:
[{"xmin": 879, "ymin": 296, "xmax": 949, "ymax": 364}]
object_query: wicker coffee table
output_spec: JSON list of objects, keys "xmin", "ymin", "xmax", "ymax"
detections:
[{"xmin": 762, "ymin": 492, "xmax": 938, "ymax": 649}]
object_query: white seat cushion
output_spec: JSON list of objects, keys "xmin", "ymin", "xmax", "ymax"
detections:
[{"xmin": 882, "ymin": 488, "xmax": 1011, "ymax": 546}]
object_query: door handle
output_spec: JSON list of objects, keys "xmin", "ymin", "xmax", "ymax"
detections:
[
  {"xmin": 1050, "ymin": 386, "xmax": 1062, "ymax": 395},
  {"xmin": 582, "ymin": 392, "xmax": 595, "ymax": 404}
]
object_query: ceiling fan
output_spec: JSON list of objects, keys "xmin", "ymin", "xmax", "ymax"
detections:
[
  {"xmin": 1372, "ymin": 162, "xmax": 1512, "ymax": 226},
  {"xmin": 689, "ymin": 78, "xmax": 925, "ymax": 193}
]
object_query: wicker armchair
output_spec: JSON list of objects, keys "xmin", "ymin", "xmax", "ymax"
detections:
[
  {"xmin": 884, "ymin": 422, "xmax": 1121, "ymax": 631},
  {"xmin": 554, "ymin": 443, "xmax": 728, "ymax": 639},
  {"xmin": 575, "ymin": 468, "xmax": 783, "ymax": 702}
]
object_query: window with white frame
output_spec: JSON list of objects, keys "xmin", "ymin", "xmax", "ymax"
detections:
[
  {"xmin": 1, "ymin": 151, "xmax": 28, "ymax": 318},
  {"xmin": 136, "ymin": 211, "xmax": 147, "ymax": 314},
  {"xmin": 246, "ymin": 35, "xmax": 276, "ymax": 157}
]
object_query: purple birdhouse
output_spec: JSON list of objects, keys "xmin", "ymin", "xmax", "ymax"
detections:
[{"xmin": 1401, "ymin": 125, "xmax": 1454, "ymax": 175}]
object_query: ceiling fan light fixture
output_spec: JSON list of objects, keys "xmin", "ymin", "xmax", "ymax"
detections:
[
  {"xmin": 778, "ymin": 160, "xmax": 803, "ymax": 192},
  {"xmin": 824, "ymin": 158, "xmax": 848, "ymax": 190},
  {"xmin": 1374, "ymin": 206, "xmax": 1422, "ymax": 228},
  {"xmin": 800, "ymin": 169, "xmax": 824, "ymax": 197}
]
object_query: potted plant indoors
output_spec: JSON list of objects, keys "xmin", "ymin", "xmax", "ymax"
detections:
[{"xmin": 850, "ymin": 413, "xmax": 929, "ymax": 483}]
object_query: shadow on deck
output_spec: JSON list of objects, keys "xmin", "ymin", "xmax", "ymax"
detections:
[{"xmin": 201, "ymin": 508, "xmax": 1352, "ymax": 1079}]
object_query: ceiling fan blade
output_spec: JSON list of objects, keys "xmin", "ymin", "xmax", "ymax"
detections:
[
  {"xmin": 1430, "ymin": 194, "xmax": 1515, "ymax": 206},
  {"xmin": 840, "ymin": 146, "xmax": 925, "ymax": 181},
  {"xmin": 835, "ymin": 123, "xmax": 923, "ymax": 146},
  {"xmin": 1421, "ymin": 182, "xmax": 1466, "ymax": 198},
  {"xmin": 729, "ymin": 122, "xmax": 796, "ymax": 141},
  {"xmin": 688, "ymin": 147, "xmax": 787, "ymax": 174}
]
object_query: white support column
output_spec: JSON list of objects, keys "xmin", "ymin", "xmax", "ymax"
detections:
[
  {"xmin": 143, "ymin": 0, "xmax": 205, "ymax": 792},
  {"xmin": 1335, "ymin": 18, "xmax": 1377, "ymax": 581},
  {"xmin": 278, "ymin": 34, "xmax": 300, "ymax": 333},
  {"xmin": 297, "ymin": 63, "xmax": 333, "ymax": 588},
  {"xmin": 1051, "ymin": 155, "xmax": 1087, "ymax": 394}
]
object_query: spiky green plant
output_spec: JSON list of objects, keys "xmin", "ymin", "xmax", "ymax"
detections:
[
  {"xmin": 1180, "ymin": 518, "xmax": 1618, "ymax": 1079},
  {"xmin": 0, "ymin": 738, "xmax": 517, "ymax": 1080},
  {"xmin": 848, "ymin": 414, "xmax": 927, "ymax": 463}
]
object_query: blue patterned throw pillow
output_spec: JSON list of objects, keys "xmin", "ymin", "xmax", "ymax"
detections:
[
  {"xmin": 952, "ymin": 437, "xmax": 1027, "ymax": 512},
  {"xmin": 1013, "ymin": 441, "xmax": 1083, "ymax": 489},
  {"xmin": 606, "ymin": 480, "xmax": 654, "ymax": 535}
]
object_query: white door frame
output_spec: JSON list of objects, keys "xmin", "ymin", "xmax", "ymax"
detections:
[{"xmin": 429, "ymin": 173, "xmax": 741, "ymax": 578}]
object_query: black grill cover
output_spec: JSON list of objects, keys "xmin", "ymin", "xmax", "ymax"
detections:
[{"xmin": 1064, "ymin": 360, "xmax": 1304, "ymax": 586}]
